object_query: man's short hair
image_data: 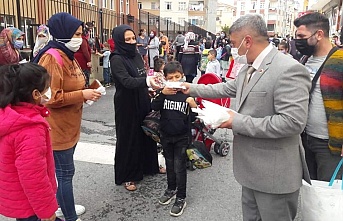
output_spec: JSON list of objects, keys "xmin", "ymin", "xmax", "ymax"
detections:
[
  {"xmin": 204, "ymin": 41, "xmax": 212, "ymax": 49},
  {"xmin": 293, "ymin": 12, "xmax": 329, "ymax": 37},
  {"xmin": 229, "ymin": 14, "xmax": 269, "ymax": 41},
  {"xmin": 163, "ymin": 61, "xmax": 184, "ymax": 76}
]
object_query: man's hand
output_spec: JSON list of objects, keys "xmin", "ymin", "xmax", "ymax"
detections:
[
  {"xmin": 181, "ymin": 82, "xmax": 191, "ymax": 94},
  {"xmin": 218, "ymin": 110, "xmax": 235, "ymax": 129}
]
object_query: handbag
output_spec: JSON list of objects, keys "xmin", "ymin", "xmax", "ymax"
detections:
[
  {"xmin": 141, "ymin": 110, "xmax": 161, "ymax": 143},
  {"xmin": 301, "ymin": 158, "xmax": 343, "ymax": 221}
]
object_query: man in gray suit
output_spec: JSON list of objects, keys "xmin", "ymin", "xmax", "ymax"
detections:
[{"xmin": 183, "ymin": 14, "xmax": 311, "ymax": 221}]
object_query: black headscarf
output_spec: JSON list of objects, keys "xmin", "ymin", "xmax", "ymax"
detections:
[
  {"xmin": 112, "ymin": 25, "xmax": 137, "ymax": 58},
  {"xmin": 33, "ymin": 13, "xmax": 83, "ymax": 63}
]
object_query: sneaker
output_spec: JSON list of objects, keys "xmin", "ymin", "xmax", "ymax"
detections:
[
  {"xmin": 158, "ymin": 189, "xmax": 177, "ymax": 205},
  {"xmin": 55, "ymin": 204, "xmax": 86, "ymax": 217},
  {"xmin": 170, "ymin": 198, "xmax": 186, "ymax": 217}
]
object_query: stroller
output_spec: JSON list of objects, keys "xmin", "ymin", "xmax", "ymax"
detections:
[{"xmin": 192, "ymin": 73, "xmax": 231, "ymax": 157}]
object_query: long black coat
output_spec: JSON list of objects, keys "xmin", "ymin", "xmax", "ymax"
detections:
[{"xmin": 111, "ymin": 53, "xmax": 158, "ymax": 185}]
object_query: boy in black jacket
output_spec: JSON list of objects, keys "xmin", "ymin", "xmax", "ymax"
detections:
[{"xmin": 151, "ymin": 61, "xmax": 197, "ymax": 217}]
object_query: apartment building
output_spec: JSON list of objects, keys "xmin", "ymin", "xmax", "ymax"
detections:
[
  {"xmin": 233, "ymin": 0, "xmax": 300, "ymax": 37},
  {"xmin": 138, "ymin": 0, "xmax": 218, "ymax": 33},
  {"xmin": 0, "ymin": 0, "xmax": 139, "ymax": 47},
  {"xmin": 216, "ymin": 1, "xmax": 235, "ymax": 33}
]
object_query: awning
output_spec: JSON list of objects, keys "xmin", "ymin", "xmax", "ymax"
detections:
[{"xmin": 309, "ymin": 0, "xmax": 336, "ymax": 10}]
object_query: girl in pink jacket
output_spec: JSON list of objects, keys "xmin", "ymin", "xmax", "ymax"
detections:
[{"xmin": 0, "ymin": 63, "xmax": 61, "ymax": 221}]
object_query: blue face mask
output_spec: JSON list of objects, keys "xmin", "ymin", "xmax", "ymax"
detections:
[{"xmin": 14, "ymin": 40, "xmax": 24, "ymax": 49}]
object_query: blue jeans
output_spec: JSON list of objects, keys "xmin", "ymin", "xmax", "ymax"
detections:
[
  {"xmin": 160, "ymin": 133, "xmax": 188, "ymax": 199},
  {"xmin": 83, "ymin": 69, "xmax": 90, "ymax": 87},
  {"xmin": 16, "ymin": 215, "xmax": 63, "ymax": 221},
  {"xmin": 54, "ymin": 146, "xmax": 78, "ymax": 221},
  {"xmin": 103, "ymin": 67, "xmax": 110, "ymax": 84}
]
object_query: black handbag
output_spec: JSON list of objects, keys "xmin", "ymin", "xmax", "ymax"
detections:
[{"xmin": 141, "ymin": 111, "xmax": 161, "ymax": 143}]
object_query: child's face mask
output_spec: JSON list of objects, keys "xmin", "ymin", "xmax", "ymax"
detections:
[{"xmin": 39, "ymin": 87, "xmax": 51, "ymax": 104}]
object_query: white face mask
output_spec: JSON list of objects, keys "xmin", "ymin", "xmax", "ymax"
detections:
[
  {"xmin": 57, "ymin": 38, "xmax": 83, "ymax": 52},
  {"xmin": 39, "ymin": 87, "xmax": 51, "ymax": 104},
  {"xmin": 231, "ymin": 37, "xmax": 248, "ymax": 64},
  {"xmin": 37, "ymin": 37, "xmax": 49, "ymax": 46}
]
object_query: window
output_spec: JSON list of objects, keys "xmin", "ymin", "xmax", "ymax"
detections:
[
  {"xmin": 89, "ymin": 0, "xmax": 95, "ymax": 5},
  {"xmin": 260, "ymin": 2, "xmax": 265, "ymax": 9},
  {"xmin": 138, "ymin": 2, "xmax": 142, "ymax": 9},
  {"xmin": 0, "ymin": 15, "xmax": 15, "ymax": 30},
  {"xmin": 149, "ymin": 17, "xmax": 159, "ymax": 25},
  {"xmin": 165, "ymin": 2, "xmax": 172, "ymax": 10},
  {"xmin": 110, "ymin": 0, "xmax": 114, "ymax": 10},
  {"xmin": 267, "ymin": 24, "xmax": 274, "ymax": 31},
  {"xmin": 164, "ymin": 17, "xmax": 172, "ymax": 25},
  {"xmin": 240, "ymin": 2, "xmax": 245, "ymax": 10},
  {"xmin": 120, "ymin": 0, "xmax": 124, "ymax": 13},
  {"xmin": 126, "ymin": 0, "xmax": 129, "ymax": 14},
  {"xmin": 102, "ymin": 0, "xmax": 107, "ymax": 8},
  {"xmin": 21, "ymin": 18, "xmax": 34, "ymax": 48},
  {"xmin": 189, "ymin": 18, "xmax": 198, "ymax": 25},
  {"xmin": 178, "ymin": 2, "xmax": 187, "ymax": 11},
  {"xmin": 151, "ymin": 2, "xmax": 156, "ymax": 9},
  {"xmin": 178, "ymin": 17, "xmax": 185, "ymax": 25}
]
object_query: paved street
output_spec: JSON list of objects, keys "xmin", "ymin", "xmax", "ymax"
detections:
[{"xmin": 0, "ymin": 76, "xmax": 302, "ymax": 221}]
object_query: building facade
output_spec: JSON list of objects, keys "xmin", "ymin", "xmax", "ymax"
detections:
[
  {"xmin": 216, "ymin": 2, "xmax": 235, "ymax": 33},
  {"xmin": 233, "ymin": 0, "xmax": 300, "ymax": 37},
  {"xmin": 138, "ymin": 0, "xmax": 217, "ymax": 33},
  {"xmin": 0, "ymin": 0, "xmax": 139, "ymax": 48}
]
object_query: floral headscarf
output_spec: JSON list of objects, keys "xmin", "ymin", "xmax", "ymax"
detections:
[
  {"xmin": 0, "ymin": 27, "xmax": 25, "ymax": 65},
  {"xmin": 33, "ymin": 25, "xmax": 51, "ymax": 57}
]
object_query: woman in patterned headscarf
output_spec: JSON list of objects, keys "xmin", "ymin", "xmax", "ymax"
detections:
[
  {"xmin": 0, "ymin": 27, "xmax": 25, "ymax": 65},
  {"xmin": 32, "ymin": 24, "xmax": 51, "ymax": 58}
]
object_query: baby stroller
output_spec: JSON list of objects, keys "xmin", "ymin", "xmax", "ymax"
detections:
[{"xmin": 193, "ymin": 73, "xmax": 231, "ymax": 157}]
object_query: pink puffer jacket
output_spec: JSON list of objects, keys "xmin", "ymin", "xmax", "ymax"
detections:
[{"xmin": 0, "ymin": 103, "xmax": 58, "ymax": 219}]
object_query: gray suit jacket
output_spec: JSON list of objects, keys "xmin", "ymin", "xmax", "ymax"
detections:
[{"xmin": 190, "ymin": 47, "xmax": 311, "ymax": 194}]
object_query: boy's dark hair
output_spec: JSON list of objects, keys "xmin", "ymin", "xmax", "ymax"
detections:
[
  {"xmin": 163, "ymin": 61, "xmax": 183, "ymax": 77},
  {"xmin": 278, "ymin": 41, "xmax": 289, "ymax": 50},
  {"xmin": 204, "ymin": 41, "xmax": 212, "ymax": 49},
  {"xmin": 294, "ymin": 12, "xmax": 330, "ymax": 37},
  {"xmin": 0, "ymin": 63, "xmax": 50, "ymax": 108},
  {"xmin": 208, "ymin": 49, "xmax": 217, "ymax": 57},
  {"xmin": 153, "ymin": 56, "xmax": 165, "ymax": 72},
  {"xmin": 177, "ymin": 31, "xmax": 182, "ymax": 34}
]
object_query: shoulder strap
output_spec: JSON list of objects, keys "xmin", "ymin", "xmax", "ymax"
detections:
[
  {"xmin": 310, "ymin": 46, "xmax": 338, "ymax": 95},
  {"xmin": 46, "ymin": 48, "xmax": 63, "ymax": 66}
]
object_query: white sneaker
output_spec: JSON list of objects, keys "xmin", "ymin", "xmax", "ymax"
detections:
[{"xmin": 55, "ymin": 204, "xmax": 86, "ymax": 217}]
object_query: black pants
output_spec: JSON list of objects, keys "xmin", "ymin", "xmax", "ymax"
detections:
[
  {"xmin": 161, "ymin": 133, "xmax": 188, "ymax": 199},
  {"xmin": 303, "ymin": 133, "xmax": 342, "ymax": 181}
]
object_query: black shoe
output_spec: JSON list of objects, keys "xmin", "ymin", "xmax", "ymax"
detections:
[
  {"xmin": 170, "ymin": 197, "xmax": 186, "ymax": 217},
  {"xmin": 158, "ymin": 189, "xmax": 177, "ymax": 205}
]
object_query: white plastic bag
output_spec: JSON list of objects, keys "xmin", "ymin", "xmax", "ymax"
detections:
[{"xmin": 301, "ymin": 159, "xmax": 343, "ymax": 221}]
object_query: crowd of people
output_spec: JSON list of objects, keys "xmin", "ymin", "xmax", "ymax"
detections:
[{"xmin": 0, "ymin": 10, "xmax": 342, "ymax": 221}]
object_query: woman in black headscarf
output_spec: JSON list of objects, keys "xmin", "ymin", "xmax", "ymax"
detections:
[{"xmin": 111, "ymin": 25, "xmax": 160, "ymax": 191}]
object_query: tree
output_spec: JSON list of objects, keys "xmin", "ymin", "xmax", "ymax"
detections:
[{"xmin": 221, "ymin": 24, "xmax": 230, "ymax": 34}]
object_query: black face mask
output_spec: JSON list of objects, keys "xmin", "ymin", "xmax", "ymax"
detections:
[{"xmin": 294, "ymin": 31, "xmax": 318, "ymax": 56}]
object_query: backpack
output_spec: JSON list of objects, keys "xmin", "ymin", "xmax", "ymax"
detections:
[
  {"xmin": 216, "ymin": 47, "xmax": 223, "ymax": 60},
  {"xmin": 141, "ymin": 110, "xmax": 161, "ymax": 143},
  {"xmin": 186, "ymin": 141, "xmax": 212, "ymax": 169},
  {"xmin": 198, "ymin": 54, "xmax": 209, "ymax": 72},
  {"xmin": 45, "ymin": 48, "xmax": 63, "ymax": 66}
]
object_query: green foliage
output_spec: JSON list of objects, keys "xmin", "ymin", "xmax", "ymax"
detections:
[{"xmin": 221, "ymin": 24, "xmax": 230, "ymax": 34}]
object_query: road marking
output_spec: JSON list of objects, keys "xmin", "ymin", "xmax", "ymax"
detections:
[{"xmin": 75, "ymin": 142, "xmax": 114, "ymax": 165}]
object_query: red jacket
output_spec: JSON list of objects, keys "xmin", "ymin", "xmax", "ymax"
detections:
[
  {"xmin": 0, "ymin": 103, "xmax": 58, "ymax": 219},
  {"xmin": 74, "ymin": 36, "xmax": 91, "ymax": 71}
]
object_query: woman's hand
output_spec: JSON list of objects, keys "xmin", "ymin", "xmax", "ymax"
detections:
[
  {"xmin": 82, "ymin": 89, "xmax": 102, "ymax": 102},
  {"xmin": 41, "ymin": 213, "xmax": 57, "ymax": 221}
]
